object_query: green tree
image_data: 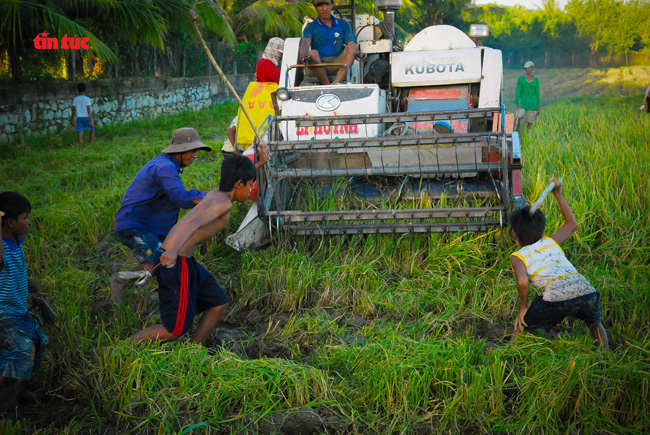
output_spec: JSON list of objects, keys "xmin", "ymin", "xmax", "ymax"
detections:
[
  {"xmin": 0, "ymin": 0, "xmax": 116, "ymax": 79},
  {"xmin": 566, "ymin": 0, "xmax": 643, "ymax": 64},
  {"xmin": 604, "ymin": 0, "xmax": 643, "ymax": 64},
  {"xmin": 468, "ymin": 5, "xmax": 542, "ymax": 66},
  {"xmin": 230, "ymin": 0, "xmax": 313, "ymax": 41},
  {"xmin": 0, "ymin": 0, "xmax": 234, "ymax": 81},
  {"xmin": 412, "ymin": 0, "xmax": 472, "ymax": 28}
]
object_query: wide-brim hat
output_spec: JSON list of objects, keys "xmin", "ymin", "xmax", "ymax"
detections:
[
  {"xmin": 523, "ymin": 61, "xmax": 534, "ymax": 68},
  {"xmin": 161, "ymin": 127, "xmax": 212, "ymax": 154},
  {"xmin": 312, "ymin": 0, "xmax": 333, "ymax": 5}
]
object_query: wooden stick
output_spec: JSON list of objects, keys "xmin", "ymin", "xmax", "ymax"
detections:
[
  {"xmin": 528, "ymin": 181, "xmax": 556, "ymax": 215},
  {"xmin": 189, "ymin": 9, "xmax": 263, "ymax": 146}
]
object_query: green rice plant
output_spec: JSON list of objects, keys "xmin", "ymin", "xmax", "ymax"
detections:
[
  {"xmin": 85, "ymin": 341, "xmax": 333, "ymax": 432},
  {"xmin": 1, "ymin": 96, "xmax": 648, "ymax": 433}
]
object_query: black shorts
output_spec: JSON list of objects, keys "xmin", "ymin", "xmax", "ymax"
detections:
[
  {"xmin": 524, "ymin": 291, "xmax": 602, "ymax": 333},
  {"xmin": 157, "ymin": 256, "xmax": 229, "ymax": 336}
]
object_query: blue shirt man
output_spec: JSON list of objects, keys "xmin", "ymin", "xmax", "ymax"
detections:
[
  {"xmin": 299, "ymin": 0, "xmax": 364, "ymax": 85},
  {"xmin": 115, "ymin": 154, "xmax": 205, "ymax": 237},
  {"xmin": 303, "ymin": 13, "xmax": 355, "ymax": 58},
  {"xmin": 114, "ymin": 127, "xmax": 211, "ymax": 286}
]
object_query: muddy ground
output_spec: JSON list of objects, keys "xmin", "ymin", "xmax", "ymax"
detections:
[{"xmin": 3, "ymin": 285, "xmax": 583, "ymax": 433}]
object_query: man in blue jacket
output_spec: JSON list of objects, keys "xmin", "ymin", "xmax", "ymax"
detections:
[{"xmin": 112, "ymin": 127, "xmax": 211, "ymax": 304}]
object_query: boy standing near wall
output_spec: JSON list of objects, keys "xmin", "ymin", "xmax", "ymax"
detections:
[
  {"xmin": 509, "ymin": 178, "xmax": 609, "ymax": 350},
  {"xmin": 72, "ymin": 82, "xmax": 95, "ymax": 144},
  {"xmin": 0, "ymin": 193, "xmax": 49, "ymax": 406}
]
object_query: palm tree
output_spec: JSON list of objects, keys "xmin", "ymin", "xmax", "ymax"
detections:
[
  {"xmin": 1, "ymin": 0, "xmax": 115, "ymax": 79},
  {"xmin": 0, "ymin": 0, "xmax": 235, "ymax": 80},
  {"xmin": 229, "ymin": 0, "xmax": 313, "ymax": 41},
  {"xmin": 153, "ymin": 0, "xmax": 235, "ymax": 44}
]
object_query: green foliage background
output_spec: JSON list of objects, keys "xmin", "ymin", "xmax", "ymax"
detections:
[{"xmin": 1, "ymin": 0, "xmax": 649, "ymax": 82}]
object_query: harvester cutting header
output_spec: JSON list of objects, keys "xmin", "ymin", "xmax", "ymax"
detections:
[{"xmin": 226, "ymin": 0, "xmax": 524, "ymax": 251}]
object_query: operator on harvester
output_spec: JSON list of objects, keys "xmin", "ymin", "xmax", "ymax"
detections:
[{"xmin": 299, "ymin": 0, "xmax": 366, "ymax": 85}]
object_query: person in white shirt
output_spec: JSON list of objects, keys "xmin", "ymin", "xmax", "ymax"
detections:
[
  {"xmin": 71, "ymin": 82, "xmax": 95, "ymax": 144},
  {"xmin": 509, "ymin": 178, "xmax": 609, "ymax": 350}
]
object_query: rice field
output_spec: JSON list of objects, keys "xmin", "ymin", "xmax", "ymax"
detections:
[{"xmin": 0, "ymin": 93, "xmax": 648, "ymax": 433}]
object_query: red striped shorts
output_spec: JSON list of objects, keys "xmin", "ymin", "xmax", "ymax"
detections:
[{"xmin": 156, "ymin": 256, "xmax": 229, "ymax": 336}]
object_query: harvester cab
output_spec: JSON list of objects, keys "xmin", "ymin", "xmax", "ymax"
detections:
[{"xmin": 226, "ymin": 0, "xmax": 524, "ymax": 251}]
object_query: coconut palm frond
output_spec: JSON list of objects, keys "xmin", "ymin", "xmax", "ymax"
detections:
[
  {"xmin": 41, "ymin": 5, "xmax": 118, "ymax": 62},
  {"xmin": 0, "ymin": 0, "xmax": 118, "ymax": 62},
  {"xmin": 195, "ymin": 0, "xmax": 236, "ymax": 44},
  {"xmin": 234, "ymin": 3, "xmax": 271, "ymax": 36},
  {"xmin": 147, "ymin": 0, "xmax": 236, "ymax": 45},
  {"xmin": 0, "ymin": 0, "xmax": 53, "ymax": 46},
  {"xmin": 234, "ymin": 0, "xmax": 312, "ymax": 40},
  {"xmin": 279, "ymin": 4, "xmax": 313, "ymax": 35},
  {"xmin": 109, "ymin": 0, "xmax": 167, "ymax": 50}
]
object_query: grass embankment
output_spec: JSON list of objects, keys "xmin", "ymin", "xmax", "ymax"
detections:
[{"xmin": 0, "ymin": 96, "xmax": 649, "ymax": 433}]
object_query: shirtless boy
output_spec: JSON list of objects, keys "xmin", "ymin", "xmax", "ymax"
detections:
[{"xmin": 130, "ymin": 155, "xmax": 260, "ymax": 345}]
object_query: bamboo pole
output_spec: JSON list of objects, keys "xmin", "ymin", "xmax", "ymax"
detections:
[{"xmin": 189, "ymin": 9, "xmax": 263, "ymax": 146}]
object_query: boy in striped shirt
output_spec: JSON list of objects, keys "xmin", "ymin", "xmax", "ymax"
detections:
[
  {"xmin": 0, "ymin": 192, "xmax": 49, "ymax": 403},
  {"xmin": 509, "ymin": 178, "xmax": 609, "ymax": 349}
]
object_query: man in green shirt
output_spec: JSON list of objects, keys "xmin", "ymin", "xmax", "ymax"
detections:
[{"xmin": 515, "ymin": 61, "xmax": 540, "ymax": 130}]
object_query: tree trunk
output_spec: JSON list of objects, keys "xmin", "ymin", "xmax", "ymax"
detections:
[
  {"xmin": 8, "ymin": 46, "xmax": 22, "ymax": 81},
  {"xmin": 153, "ymin": 47, "xmax": 157, "ymax": 76},
  {"xmin": 134, "ymin": 53, "xmax": 140, "ymax": 77},
  {"xmin": 72, "ymin": 50, "xmax": 76, "ymax": 80}
]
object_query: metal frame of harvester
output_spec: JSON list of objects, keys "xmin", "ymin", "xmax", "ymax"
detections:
[{"xmin": 226, "ymin": 0, "xmax": 524, "ymax": 250}]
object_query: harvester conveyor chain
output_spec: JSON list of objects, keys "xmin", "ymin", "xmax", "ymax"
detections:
[
  {"xmin": 282, "ymin": 221, "xmax": 501, "ymax": 236},
  {"xmin": 268, "ymin": 132, "xmax": 504, "ymax": 152},
  {"xmin": 266, "ymin": 207, "xmax": 502, "ymax": 222},
  {"xmin": 272, "ymin": 164, "xmax": 503, "ymax": 178},
  {"xmin": 277, "ymin": 107, "xmax": 502, "ymax": 126}
]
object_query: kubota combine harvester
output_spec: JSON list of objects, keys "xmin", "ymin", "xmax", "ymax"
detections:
[{"xmin": 226, "ymin": 0, "xmax": 524, "ymax": 251}]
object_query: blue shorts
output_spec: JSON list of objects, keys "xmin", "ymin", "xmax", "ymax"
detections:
[
  {"xmin": 116, "ymin": 228, "xmax": 165, "ymax": 264},
  {"xmin": 0, "ymin": 312, "xmax": 49, "ymax": 380},
  {"xmin": 76, "ymin": 117, "xmax": 94, "ymax": 132},
  {"xmin": 156, "ymin": 255, "xmax": 229, "ymax": 336},
  {"xmin": 524, "ymin": 291, "xmax": 602, "ymax": 333}
]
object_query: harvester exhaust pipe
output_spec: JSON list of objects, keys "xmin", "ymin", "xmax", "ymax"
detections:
[
  {"xmin": 381, "ymin": 10, "xmax": 396, "ymax": 40},
  {"xmin": 376, "ymin": 0, "xmax": 401, "ymax": 40}
]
